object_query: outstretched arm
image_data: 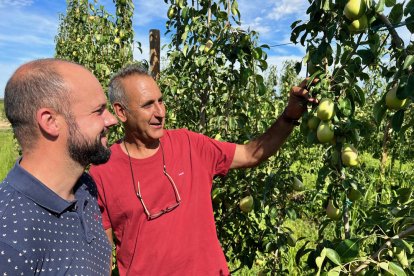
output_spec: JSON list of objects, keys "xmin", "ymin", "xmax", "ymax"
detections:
[{"xmin": 230, "ymin": 79, "xmax": 317, "ymax": 169}]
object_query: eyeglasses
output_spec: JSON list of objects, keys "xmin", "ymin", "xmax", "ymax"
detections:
[{"xmin": 124, "ymin": 141, "xmax": 181, "ymax": 220}]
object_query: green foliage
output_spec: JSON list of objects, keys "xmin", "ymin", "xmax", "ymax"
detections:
[
  {"xmin": 289, "ymin": 1, "xmax": 414, "ymax": 274},
  {"xmin": 0, "ymin": 99, "xmax": 5, "ymax": 121},
  {"xmin": 55, "ymin": 0, "xmax": 139, "ymax": 143},
  {"xmin": 55, "ymin": 0, "xmax": 136, "ymax": 83},
  {"xmin": 0, "ymin": 100, "xmax": 18, "ymax": 180},
  {"xmin": 0, "ymin": 130, "xmax": 19, "ymax": 180},
  {"xmin": 51, "ymin": 0, "xmax": 414, "ymax": 275},
  {"xmin": 159, "ymin": 0, "xmax": 300, "ymax": 271}
]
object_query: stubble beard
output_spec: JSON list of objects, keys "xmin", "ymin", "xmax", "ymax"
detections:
[{"xmin": 66, "ymin": 114, "xmax": 111, "ymax": 167}]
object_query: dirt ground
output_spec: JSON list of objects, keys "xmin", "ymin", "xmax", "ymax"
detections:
[{"xmin": 0, "ymin": 119, "xmax": 10, "ymax": 130}]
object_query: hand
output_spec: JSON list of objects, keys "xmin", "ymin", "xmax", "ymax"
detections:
[{"xmin": 284, "ymin": 78, "xmax": 318, "ymax": 120}]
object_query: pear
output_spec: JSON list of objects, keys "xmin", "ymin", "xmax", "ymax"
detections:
[
  {"xmin": 167, "ymin": 7, "xmax": 176, "ymax": 19},
  {"xmin": 317, "ymin": 98, "xmax": 335, "ymax": 121},
  {"xmin": 344, "ymin": 0, "xmax": 367, "ymax": 21},
  {"xmin": 317, "ymin": 121, "xmax": 334, "ymax": 143},
  {"xmin": 204, "ymin": 39, "xmax": 214, "ymax": 54},
  {"xmin": 239, "ymin": 195, "xmax": 254, "ymax": 213},
  {"xmin": 326, "ymin": 200, "xmax": 341, "ymax": 220},
  {"xmin": 307, "ymin": 116, "xmax": 320, "ymax": 130},
  {"xmin": 347, "ymin": 187, "xmax": 362, "ymax": 201},
  {"xmin": 385, "ymin": 86, "xmax": 406, "ymax": 110},
  {"xmin": 341, "ymin": 144, "xmax": 358, "ymax": 167},
  {"xmin": 292, "ymin": 177, "xmax": 305, "ymax": 191},
  {"xmin": 348, "ymin": 15, "xmax": 368, "ymax": 33}
]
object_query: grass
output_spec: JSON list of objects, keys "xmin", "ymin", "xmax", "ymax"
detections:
[
  {"xmin": 1, "ymin": 100, "xmax": 18, "ymax": 180},
  {"xmin": 0, "ymin": 130, "xmax": 18, "ymax": 181},
  {"xmin": 0, "ymin": 100, "xmax": 18, "ymax": 180},
  {"xmin": 0, "ymin": 99, "xmax": 5, "ymax": 120}
]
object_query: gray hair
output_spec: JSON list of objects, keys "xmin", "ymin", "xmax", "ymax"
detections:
[
  {"xmin": 4, "ymin": 58, "xmax": 71, "ymax": 150},
  {"xmin": 108, "ymin": 63, "xmax": 150, "ymax": 108}
]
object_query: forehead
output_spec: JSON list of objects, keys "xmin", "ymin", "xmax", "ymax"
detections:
[
  {"xmin": 61, "ymin": 64, "xmax": 106, "ymax": 108},
  {"xmin": 122, "ymin": 75, "xmax": 161, "ymax": 102}
]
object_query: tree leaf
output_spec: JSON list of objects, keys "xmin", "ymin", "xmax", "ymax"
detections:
[
  {"xmin": 325, "ymin": 248, "xmax": 342, "ymax": 265},
  {"xmin": 394, "ymin": 239, "xmax": 413, "ymax": 254},
  {"xmin": 388, "ymin": 261, "xmax": 406, "ymax": 276},
  {"xmin": 334, "ymin": 239, "xmax": 360, "ymax": 263},
  {"xmin": 321, "ymin": 0, "xmax": 331, "ymax": 11},
  {"xmin": 295, "ymin": 62, "xmax": 302, "ymax": 75},
  {"xmin": 403, "ymin": 75, "xmax": 414, "ymax": 98},
  {"xmin": 385, "ymin": 0, "xmax": 396, "ymax": 7},
  {"xmin": 338, "ymin": 97, "xmax": 353, "ymax": 117},
  {"xmin": 379, "ymin": 262, "xmax": 389, "ymax": 271},
  {"xmin": 357, "ymin": 49, "xmax": 376, "ymax": 66},
  {"xmin": 354, "ymin": 85, "xmax": 366, "ymax": 106},
  {"xmin": 376, "ymin": 0, "xmax": 385, "ymax": 12},
  {"xmin": 295, "ymin": 241, "xmax": 312, "ymax": 265},
  {"xmin": 316, "ymin": 255, "xmax": 325, "ymax": 268},
  {"xmin": 404, "ymin": 0, "xmax": 414, "ymax": 16},
  {"xmin": 327, "ymin": 266, "xmax": 341, "ymax": 276},
  {"xmin": 389, "ymin": 3, "xmax": 403, "ymax": 24},
  {"xmin": 406, "ymin": 16, "xmax": 414, "ymax": 33},
  {"xmin": 403, "ymin": 55, "xmax": 414, "ymax": 70},
  {"xmin": 373, "ymin": 101, "xmax": 387, "ymax": 125},
  {"xmin": 391, "ymin": 110, "xmax": 404, "ymax": 132}
]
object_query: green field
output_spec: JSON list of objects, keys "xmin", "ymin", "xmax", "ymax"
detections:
[
  {"xmin": 0, "ymin": 99, "xmax": 5, "ymax": 120},
  {"xmin": 0, "ymin": 130, "xmax": 18, "ymax": 180},
  {"xmin": 0, "ymin": 100, "xmax": 19, "ymax": 180}
]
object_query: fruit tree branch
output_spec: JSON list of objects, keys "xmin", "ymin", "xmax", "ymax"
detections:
[
  {"xmin": 376, "ymin": 13, "xmax": 406, "ymax": 57},
  {"xmin": 353, "ymin": 223, "xmax": 414, "ymax": 275}
]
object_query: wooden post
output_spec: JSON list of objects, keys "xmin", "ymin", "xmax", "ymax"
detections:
[{"xmin": 149, "ymin": 29, "xmax": 160, "ymax": 80}]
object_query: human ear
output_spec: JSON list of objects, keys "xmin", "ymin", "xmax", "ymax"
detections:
[
  {"xmin": 113, "ymin": 102, "xmax": 128, "ymax": 123},
  {"xmin": 36, "ymin": 108, "xmax": 61, "ymax": 137}
]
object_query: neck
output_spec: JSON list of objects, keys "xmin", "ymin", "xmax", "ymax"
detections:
[
  {"xmin": 20, "ymin": 150, "xmax": 83, "ymax": 201},
  {"xmin": 122, "ymin": 135, "xmax": 160, "ymax": 159}
]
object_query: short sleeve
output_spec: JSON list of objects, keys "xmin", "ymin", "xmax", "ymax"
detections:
[
  {"xmin": 0, "ymin": 241, "xmax": 32, "ymax": 275},
  {"xmin": 186, "ymin": 130, "xmax": 236, "ymax": 176}
]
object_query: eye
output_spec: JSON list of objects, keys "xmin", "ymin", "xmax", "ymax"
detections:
[
  {"xmin": 95, "ymin": 106, "xmax": 105, "ymax": 115},
  {"xmin": 142, "ymin": 103, "xmax": 153, "ymax": 109}
]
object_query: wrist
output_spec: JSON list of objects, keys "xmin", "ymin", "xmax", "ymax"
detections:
[{"xmin": 280, "ymin": 110, "xmax": 300, "ymax": 126}]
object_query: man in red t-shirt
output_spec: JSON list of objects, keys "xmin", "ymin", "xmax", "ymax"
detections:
[{"xmin": 89, "ymin": 64, "xmax": 316, "ymax": 275}]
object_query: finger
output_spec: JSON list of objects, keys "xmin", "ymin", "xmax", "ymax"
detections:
[
  {"xmin": 299, "ymin": 77, "xmax": 319, "ymax": 89},
  {"xmin": 308, "ymin": 98, "xmax": 319, "ymax": 104},
  {"xmin": 291, "ymin": 86, "xmax": 310, "ymax": 98}
]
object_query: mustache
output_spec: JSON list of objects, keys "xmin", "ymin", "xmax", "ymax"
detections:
[{"xmin": 100, "ymin": 129, "xmax": 109, "ymax": 138}]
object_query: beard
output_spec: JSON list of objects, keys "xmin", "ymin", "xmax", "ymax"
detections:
[{"xmin": 66, "ymin": 114, "xmax": 111, "ymax": 167}]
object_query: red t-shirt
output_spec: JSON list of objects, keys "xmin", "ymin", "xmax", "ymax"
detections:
[{"xmin": 89, "ymin": 129, "xmax": 236, "ymax": 275}]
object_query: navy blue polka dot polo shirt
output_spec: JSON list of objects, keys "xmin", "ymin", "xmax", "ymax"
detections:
[{"xmin": 0, "ymin": 161, "xmax": 111, "ymax": 275}]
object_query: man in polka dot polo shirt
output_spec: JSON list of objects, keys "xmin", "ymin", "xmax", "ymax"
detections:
[{"xmin": 0, "ymin": 59, "xmax": 117, "ymax": 275}]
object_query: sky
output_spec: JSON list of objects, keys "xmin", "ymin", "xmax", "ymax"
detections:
[
  {"xmin": 0, "ymin": 0, "xmax": 312, "ymax": 99},
  {"xmin": 0, "ymin": 0, "xmax": 410, "ymax": 99}
]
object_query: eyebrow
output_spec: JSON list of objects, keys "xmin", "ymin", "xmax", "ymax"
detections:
[
  {"xmin": 94, "ymin": 103, "xmax": 107, "ymax": 112},
  {"xmin": 140, "ymin": 97, "xmax": 163, "ymax": 107}
]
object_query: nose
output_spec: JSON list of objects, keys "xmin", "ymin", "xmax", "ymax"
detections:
[
  {"xmin": 104, "ymin": 110, "xmax": 118, "ymax": 127},
  {"xmin": 154, "ymin": 102, "xmax": 165, "ymax": 117}
]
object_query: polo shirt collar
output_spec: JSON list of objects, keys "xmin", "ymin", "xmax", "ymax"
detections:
[{"xmin": 7, "ymin": 159, "xmax": 84, "ymax": 215}]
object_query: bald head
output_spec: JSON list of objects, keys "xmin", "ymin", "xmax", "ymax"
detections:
[{"xmin": 4, "ymin": 58, "xmax": 82, "ymax": 150}]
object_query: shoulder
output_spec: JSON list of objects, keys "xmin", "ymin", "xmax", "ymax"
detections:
[
  {"xmin": 163, "ymin": 128, "xmax": 208, "ymax": 141},
  {"xmin": 164, "ymin": 128, "xmax": 191, "ymax": 136},
  {"xmin": 0, "ymin": 180, "xmax": 18, "ymax": 217},
  {"xmin": 78, "ymin": 173, "xmax": 98, "ymax": 198}
]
